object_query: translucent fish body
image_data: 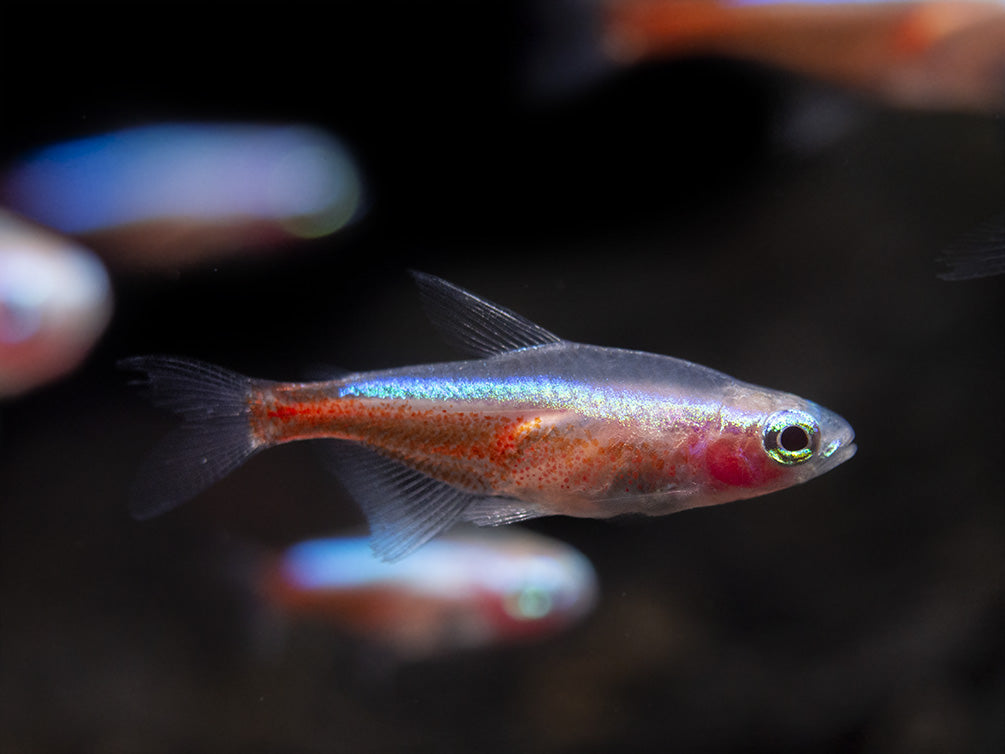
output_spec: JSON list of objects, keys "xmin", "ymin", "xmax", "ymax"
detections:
[
  {"xmin": 257, "ymin": 343, "xmax": 853, "ymax": 519},
  {"xmin": 121, "ymin": 273, "xmax": 855, "ymax": 560}
]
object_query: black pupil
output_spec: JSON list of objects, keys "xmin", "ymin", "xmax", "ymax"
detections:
[{"xmin": 779, "ymin": 425, "xmax": 809, "ymax": 452}]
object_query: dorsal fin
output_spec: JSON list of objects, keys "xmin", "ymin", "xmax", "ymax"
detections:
[{"xmin": 411, "ymin": 271, "xmax": 562, "ymax": 358}]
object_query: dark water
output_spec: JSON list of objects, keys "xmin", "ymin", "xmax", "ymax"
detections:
[{"xmin": 1, "ymin": 5, "xmax": 1002, "ymax": 753}]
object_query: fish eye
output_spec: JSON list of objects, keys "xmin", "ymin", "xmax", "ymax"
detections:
[
  {"xmin": 763, "ymin": 410, "xmax": 819, "ymax": 465},
  {"xmin": 504, "ymin": 584, "xmax": 554, "ymax": 621},
  {"xmin": 780, "ymin": 425, "xmax": 809, "ymax": 452}
]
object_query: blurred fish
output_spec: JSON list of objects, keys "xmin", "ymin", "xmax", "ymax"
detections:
[
  {"xmin": 0, "ymin": 211, "xmax": 111, "ymax": 397},
  {"xmin": 531, "ymin": 0, "xmax": 1005, "ymax": 112},
  {"xmin": 260, "ymin": 528, "xmax": 598, "ymax": 659},
  {"xmin": 120, "ymin": 272, "xmax": 856, "ymax": 561},
  {"xmin": 937, "ymin": 214, "xmax": 1005, "ymax": 280},
  {"xmin": 1, "ymin": 123, "xmax": 364, "ymax": 268}
]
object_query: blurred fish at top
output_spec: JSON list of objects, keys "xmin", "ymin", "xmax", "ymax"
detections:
[
  {"xmin": 530, "ymin": 0, "xmax": 1005, "ymax": 113},
  {"xmin": 260, "ymin": 528, "xmax": 598, "ymax": 660},
  {"xmin": 0, "ymin": 211, "xmax": 111, "ymax": 397},
  {"xmin": 938, "ymin": 214, "xmax": 1005, "ymax": 280},
  {"xmin": 1, "ymin": 123, "xmax": 365, "ymax": 268}
]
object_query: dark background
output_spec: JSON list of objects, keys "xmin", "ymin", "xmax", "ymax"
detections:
[{"xmin": 1, "ymin": 4, "xmax": 1002, "ymax": 753}]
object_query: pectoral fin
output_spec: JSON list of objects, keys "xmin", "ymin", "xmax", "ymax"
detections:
[
  {"xmin": 322, "ymin": 441, "xmax": 484, "ymax": 562},
  {"xmin": 462, "ymin": 498, "xmax": 544, "ymax": 526}
]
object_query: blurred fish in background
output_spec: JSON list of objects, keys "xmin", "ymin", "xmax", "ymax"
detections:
[
  {"xmin": 259, "ymin": 528, "xmax": 598, "ymax": 660},
  {"xmin": 0, "ymin": 211, "xmax": 111, "ymax": 397},
  {"xmin": 1, "ymin": 122, "xmax": 365, "ymax": 269},
  {"xmin": 532, "ymin": 0, "xmax": 1005, "ymax": 112},
  {"xmin": 0, "ymin": 122, "xmax": 364, "ymax": 397}
]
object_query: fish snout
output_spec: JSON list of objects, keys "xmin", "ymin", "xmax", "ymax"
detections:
[{"xmin": 816, "ymin": 406, "xmax": 857, "ymax": 472}]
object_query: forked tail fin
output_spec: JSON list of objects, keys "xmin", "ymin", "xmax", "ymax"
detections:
[{"xmin": 119, "ymin": 356, "xmax": 263, "ymax": 519}]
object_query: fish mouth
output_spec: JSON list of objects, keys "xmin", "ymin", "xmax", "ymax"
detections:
[
  {"xmin": 816, "ymin": 408, "xmax": 857, "ymax": 473},
  {"xmin": 821, "ymin": 438, "xmax": 857, "ymax": 469}
]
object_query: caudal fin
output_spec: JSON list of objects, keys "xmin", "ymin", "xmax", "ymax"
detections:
[{"xmin": 119, "ymin": 355, "xmax": 263, "ymax": 519}]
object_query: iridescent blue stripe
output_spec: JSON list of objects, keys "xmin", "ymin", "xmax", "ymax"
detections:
[
  {"xmin": 280, "ymin": 535, "xmax": 597, "ymax": 611},
  {"xmin": 3, "ymin": 124, "xmax": 363, "ymax": 238},
  {"xmin": 341, "ymin": 375, "xmax": 600, "ymax": 405},
  {"xmin": 338, "ymin": 374, "xmax": 730, "ymax": 429},
  {"xmin": 339, "ymin": 375, "xmax": 661, "ymax": 425}
]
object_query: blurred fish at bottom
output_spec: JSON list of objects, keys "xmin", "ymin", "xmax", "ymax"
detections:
[
  {"xmin": 259, "ymin": 528, "xmax": 598, "ymax": 660},
  {"xmin": 0, "ymin": 211, "xmax": 111, "ymax": 397},
  {"xmin": 533, "ymin": 0, "xmax": 1005, "ymax": 113},
  {"xmin": 1, "ymin": 123, "xmax": 365, "ymax": 268}
]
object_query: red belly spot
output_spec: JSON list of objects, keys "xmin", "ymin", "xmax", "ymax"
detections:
[{"xmin": 705, "ymin": 435, "xmax": 780, "ymax": 489}]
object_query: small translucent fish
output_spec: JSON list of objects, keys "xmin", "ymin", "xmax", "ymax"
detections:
[
  {"xmin": 0, "ymin": 211, "xmax": 112, "ymax": 397},
  {"xmin": 937, "ymin": 214, "xmax": 1005, "ymax": 280},
  {"xmin": 1, "ymin": 123, "xmax": 364, "ymax": 268},
  {"xmin": 120, "ymin": 273, "xmax": 856, "ymax": 561},
  {"xmin": 532, "ymin": 0, "xmax": 1005, "ymax": 113},
  {"xmin": 260, "ymin": 528, "xmax": 598, "ymax": 659}
]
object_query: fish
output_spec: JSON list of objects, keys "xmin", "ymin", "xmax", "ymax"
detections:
[
  {"xmin": 260, "ymin": 528, "xmax": 598, "ymax": 659},
  {"xmin": 1, "ymin": 123, "xmax": 364, "ymax": 268},
  {"xmin": 530, "ymin": 0, "xmax": 1005, "ymax": 113},
  {"xmin": 0, "ymin": 210, "xmax": 112, "ymax": 397},
  {"xmin": 120, "ymin": 272, "xmax": 856, "ymax": 561}
]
